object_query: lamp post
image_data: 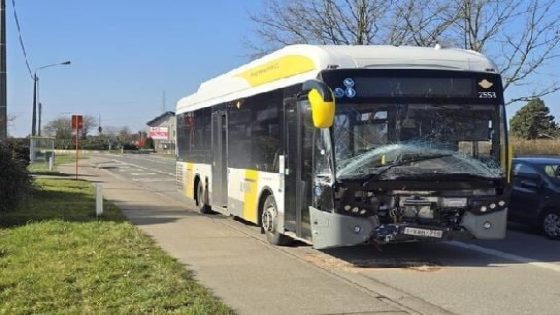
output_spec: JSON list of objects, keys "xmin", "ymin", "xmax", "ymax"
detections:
[{"xmin": 31, "ymin": 60, "xmax": 71, "ymax": 136}]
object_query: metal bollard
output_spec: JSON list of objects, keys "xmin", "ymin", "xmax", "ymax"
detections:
[{"xmin": 95, "ymin": 183, "xmax": 104, "ymax": 216}]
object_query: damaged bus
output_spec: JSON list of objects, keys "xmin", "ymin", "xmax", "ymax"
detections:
[{"xmin": 176, "ymin": 45, "xmax": 511, "ymax": 249}]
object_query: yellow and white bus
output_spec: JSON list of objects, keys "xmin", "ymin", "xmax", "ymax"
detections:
[{"xmin": 176, "ymin": 45, "xmax": 510, "ymax": 249}]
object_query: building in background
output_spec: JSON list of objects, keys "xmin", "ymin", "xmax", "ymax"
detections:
[{"xmin": 146, "ymin": 111, "xmax": 176, "ymax": 153}]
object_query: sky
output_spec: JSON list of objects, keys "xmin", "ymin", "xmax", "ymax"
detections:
[
  {"xmin": 5, "ymin": 0, "xmax": 560, "ymax": 137},
  {"xmin": 6, "ymin": 0, "xmax": 263, "ymax": 136}
]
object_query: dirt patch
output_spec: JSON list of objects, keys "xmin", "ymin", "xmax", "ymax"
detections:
[{"xmin": 304, "ymin": 254, "xmax": 442, "ymax": 272}]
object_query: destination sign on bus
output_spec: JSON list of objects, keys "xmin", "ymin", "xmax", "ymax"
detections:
[{"xmin": 321, "ymin": 70, "xmax": 502, "ymax": 102}]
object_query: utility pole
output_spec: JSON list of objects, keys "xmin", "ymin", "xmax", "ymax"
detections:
[
  {"xmin": 31, "ymin": 61, "xmax": 71, "ymax": 137},
  {"xmin": 0, "ymin": 0, "xmax": 7, "ymax": 140},
  {"xmin": 37, "ymin": 102, "xmax": 42, "ymax": 136},
  {"xmin": 31, "ymin": 75, "xmax": 37, "ymax": 136}
]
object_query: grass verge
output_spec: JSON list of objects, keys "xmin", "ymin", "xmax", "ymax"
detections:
[
  {"xmin": 28, "ymin": 154, "xmax": 88, "ymax": 175},
  {"xmin": 0, "ymin": 177, "xmax": 234, "ymax": 314}
]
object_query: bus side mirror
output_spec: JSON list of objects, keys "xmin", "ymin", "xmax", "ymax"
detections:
[{"xmin": 303, "ymin": 80, "xmax": 335, "ymax": 128}]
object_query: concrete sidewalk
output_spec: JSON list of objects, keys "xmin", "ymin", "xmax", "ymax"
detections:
[{"xmin": 59, "ymin": 157, "xmax": 407, "ymax": 315}]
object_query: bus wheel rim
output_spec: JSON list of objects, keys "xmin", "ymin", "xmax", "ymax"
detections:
[{"xmin": 262, "ymin": 204, "xmax": 275, "ymax": 232}]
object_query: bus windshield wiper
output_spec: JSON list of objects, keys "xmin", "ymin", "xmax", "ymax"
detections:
[{"xmin": 361, "ymin": 153, "xmax": 453, "ymax": 187}]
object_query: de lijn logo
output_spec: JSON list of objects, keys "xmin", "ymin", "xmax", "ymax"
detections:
[{"xmin": 335, "ymin": 78, "xmax": 356, "ymax": 99}]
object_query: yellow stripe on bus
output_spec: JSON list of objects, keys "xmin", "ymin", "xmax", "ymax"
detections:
[
  {"xmin": 243, "ymin": 169, "xmax": 259, "ymax": 223},
  {"xmin": 184, "ymin": 163, "xmax": 194, "ymax": 199},
  {"xmin": 237, "ymin": 55, "xmax": 315, "ymax": 87}
]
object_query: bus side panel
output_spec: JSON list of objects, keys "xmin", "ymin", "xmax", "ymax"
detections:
[
  {"xmin": 227, "ymin": 167, "xmax": 284, "ymax": 226},
  {"xmin": 184, "ymin": 162, "xmax": 194, "ymax": 199},
  {"xmin": 227, "ymin": 168, "xmax": 245, "ymax": 217},
  {"xmin": 243, "ymin": 169, "xmax": 259, "ymax": 223},
  {"xmin": 176, "ymin": 161, "xmax": 212, "ymax": 202}
]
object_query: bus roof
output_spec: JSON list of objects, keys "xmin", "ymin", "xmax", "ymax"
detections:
[{"xmin": 176, "ymin": 44, "xmax": 498, "ymax": 113}]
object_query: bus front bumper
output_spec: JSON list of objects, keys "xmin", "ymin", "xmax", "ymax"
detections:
[
  {"xmin": 309, "ymin": 206, "xmax": 376, "ymax": 249},
  {"xmin": 460, "ymin": 208, "xmax": 508, "ymax": 239},
  {"xmin": 309, "ymin": 207, "xmax": 508, "ymax": 249}
]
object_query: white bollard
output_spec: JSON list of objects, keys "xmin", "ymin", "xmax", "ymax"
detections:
[
  {"xmin": 48, "ymin": 156, "xmax": 54, "ymax": 171},
  {"xmin": 95, "ymin": 183, "xmax": 103, "ymax": 216}
]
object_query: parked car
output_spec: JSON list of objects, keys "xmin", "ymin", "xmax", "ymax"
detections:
[{"xmin": 510, "ymin": 157, "xmax": 560, "ymax": 240}]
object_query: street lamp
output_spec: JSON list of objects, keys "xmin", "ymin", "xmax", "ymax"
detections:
[{"xmin": 31, "ymin": 60, "xmax": 71, "ymax": 136}]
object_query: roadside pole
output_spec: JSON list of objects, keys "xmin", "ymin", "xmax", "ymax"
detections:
[
  {"xmin": 72, "ymin": 115, "xmax": 83, "ymax": 180},
  {"xmin": 0, "ymin": 0, "xmax": 7, "ymax": 140},
  {"xmin": 75, "ymin": 128, "xmax": 78, "ymax": 180}
]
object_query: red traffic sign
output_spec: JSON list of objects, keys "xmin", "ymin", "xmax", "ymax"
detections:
[{"xmin": 72, "ymin": 115, "xmax": 83, "ymax": 130}]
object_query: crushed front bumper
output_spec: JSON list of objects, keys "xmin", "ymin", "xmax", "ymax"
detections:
[{"xmin": 309, "ymin": 206, "xmax": 376, "ymax": 249}]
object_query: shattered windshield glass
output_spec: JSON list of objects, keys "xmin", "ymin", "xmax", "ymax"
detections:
[{"xmin": 334, "ymin": 104, "xmax": 504, "ymax": 179}]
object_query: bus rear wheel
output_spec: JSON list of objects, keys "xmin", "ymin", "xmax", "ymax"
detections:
[
  {"xmin": 196, "ymin": 182, "xmax": 211, "ymax": 214},
  {"xmin": 262, "ymin": 195, "xmax": 292, "ymax": 246}
]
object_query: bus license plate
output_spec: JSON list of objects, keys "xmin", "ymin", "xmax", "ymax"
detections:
[{"xmin": 403, "ymin": 227, "xmax": 443, "ymax": 238}]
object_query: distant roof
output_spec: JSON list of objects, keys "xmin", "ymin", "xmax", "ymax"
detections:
[
  {"xmin": 177, "ymin": 44, "xmax": 498, "ymax": 113},
  {"xmin": 514, "ymin": 157, "xmax": 560, "ymax": 164},
  {"xmin": 146, "ymin": 111, "xmax": 175, "ymax": 127}
]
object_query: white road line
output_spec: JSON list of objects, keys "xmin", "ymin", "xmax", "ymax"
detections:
[
  {"xmin": 132, "ymin": 178, "xmax": 175, "ymax": 182},
  {"xmin": 449, "ymin": 241, "xmax": 560, "ymax": 273},
  {"xmin": 131, "ymin": 172, "xmax": 157, "ymax": 176},
  {"xmin": 111, "ymin": 159, "xmax": 174, "ymax": 177}
]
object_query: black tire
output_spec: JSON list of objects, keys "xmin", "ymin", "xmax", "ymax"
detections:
[
  {"xmin": 261, "ymin": 195, "xmax": 292, "ymax": 246},
  {"xmin": 196, "ymin": 182, "xmax": 211, "ymax": 214},
  {"xmin": 541, "ymin": 209, "xmax": 560, "ymax": 240}
]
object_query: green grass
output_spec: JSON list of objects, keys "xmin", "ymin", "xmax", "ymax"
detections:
[
  {"xmin": 0, "ymin": 178, "xmax": 234, "ymax": 314},
  {"xmin": 28, "ymin": 154, "xmax": 88, "ymax": 175}
]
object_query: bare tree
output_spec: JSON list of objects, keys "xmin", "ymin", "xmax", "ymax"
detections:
[
  {"xmin": 247, "ymin": 0, "xmax": 392, "ymax": 57},
  {"xmin": 43, "ymin": 115, "xmax": 97, "ymax": 139},
  {"xmin": 387, "ymin": 0, "xmax": 457, "ymax": 47},
  {"xmin": 248, "ymin": 0, "xmax": 560, "ymax": 103},
  {"xmin": 44, "ymin": 117, "xmax": 72, "ymax": 139},
  {"xmin": 449, "ymin": 0, "xmax": 560, "ymax": 103},
  {"xmin": 81, "ymin": 115, "xmax": 97, "ymax": 139}
]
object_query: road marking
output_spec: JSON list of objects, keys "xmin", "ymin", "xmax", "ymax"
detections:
[
  {"xmin": 450, "ymin": 241, "xmax": 560, "ymax": 273},
  {"xmin": 111, "ymin": 159, "xmax": 174, "ymax": 177},
  {"xmin": 132, "ymin": 178, "xmax": 175, "ymax": 182},
  {"xmin": 131, "ymin": 172, "xmax": 157, "ymax": 176}
]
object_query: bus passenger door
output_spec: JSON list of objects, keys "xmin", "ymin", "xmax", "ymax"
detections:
[
  {"xmin": 284, "ymin": 98, "xmax": 313, "ymax": 240},
  {"xmin": 212, "ymin": 111, "xmax": 228, "ymax": 207}
]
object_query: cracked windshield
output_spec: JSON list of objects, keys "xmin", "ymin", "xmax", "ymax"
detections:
[{"xmin": 334, "ymin": 103, "xmax": 504, "ymax": 179}]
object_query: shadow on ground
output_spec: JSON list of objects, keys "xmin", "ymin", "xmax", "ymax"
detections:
[{"xmin": 315, "ymin": 229, "xmax": 560, "ymax": 269}]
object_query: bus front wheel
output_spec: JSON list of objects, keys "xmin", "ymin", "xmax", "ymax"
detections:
[
  {"xmin": 196, "ymin": 182, "xmax": 211, "ymax": 214},
  {"xmin": 262, "ymin": 195, "xmax": 291, "ymax": 246}
]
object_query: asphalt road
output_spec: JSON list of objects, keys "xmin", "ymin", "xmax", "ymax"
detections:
[{"xmin": 97, "ymin": 153, "xmax": 560, "ymax": 315}]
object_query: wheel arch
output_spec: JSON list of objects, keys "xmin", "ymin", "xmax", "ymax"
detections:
[{"xmin": 538, "ymin": 202, "xmax": 560, "ymax": 218}]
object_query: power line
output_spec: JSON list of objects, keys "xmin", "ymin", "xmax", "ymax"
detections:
[{"xmin": 10, "ymin": 0, "xmax": 33, "ymax": 80}]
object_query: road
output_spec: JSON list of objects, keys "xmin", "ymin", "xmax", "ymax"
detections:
[{"xmin": 95, "ymin": 153, "xmax": 560, "ymax": 315}]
